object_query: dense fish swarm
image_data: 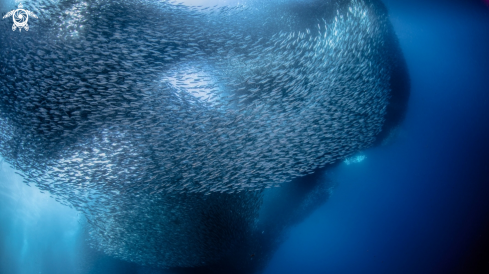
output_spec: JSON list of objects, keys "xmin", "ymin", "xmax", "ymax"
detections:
[{"xmin": 0, "ymin": 0, "xmax": 405, "ymax": 270}]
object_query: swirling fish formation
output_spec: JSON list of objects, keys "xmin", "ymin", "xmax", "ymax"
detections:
[{"xmin": 0, "ymin": 0, "xmax": 407, "ymax": 271}]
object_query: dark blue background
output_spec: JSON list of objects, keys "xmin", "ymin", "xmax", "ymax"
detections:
[
  {"xmin": 1, "ymin": 0, "xmax": 488, "ymax": 273},
  {"xmin": 263, "ymin": 0, "xmax": 489, "ymax": 273}
]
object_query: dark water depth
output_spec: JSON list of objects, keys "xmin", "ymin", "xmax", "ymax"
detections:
[{"xmin": 1, "ymin": 0, "xmax": 489, "ymax": 273}]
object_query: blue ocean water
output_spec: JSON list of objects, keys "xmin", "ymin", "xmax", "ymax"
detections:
[
  {"xmin": 0, "ymin": 0, "xmax": 488, "ymax": 274},
  {"xmin": 264, "ymin": 1, "xmax": 489, "ymax": 273}
]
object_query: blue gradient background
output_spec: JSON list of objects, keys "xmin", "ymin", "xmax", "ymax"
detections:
[
  {"xmin": 1, "ymin": 0, "xmax": 489, "ymax": 273},
  {"xmin": 264, "ymin": 1, "xmax": 489, "ymax": 273}
]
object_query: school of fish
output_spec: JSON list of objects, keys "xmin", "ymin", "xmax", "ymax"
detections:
[{"xmin": 0, "ymin": 0, "xmax": 406, "ymax": 271}]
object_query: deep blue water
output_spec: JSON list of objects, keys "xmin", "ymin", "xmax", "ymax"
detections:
[
  {"xmin": 1, "ymin": 0, "xmax": 489, "ymax": 274},
  {"xmin": 264, "ymin": 1, "xmax": 489, "ymax": 273}
]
